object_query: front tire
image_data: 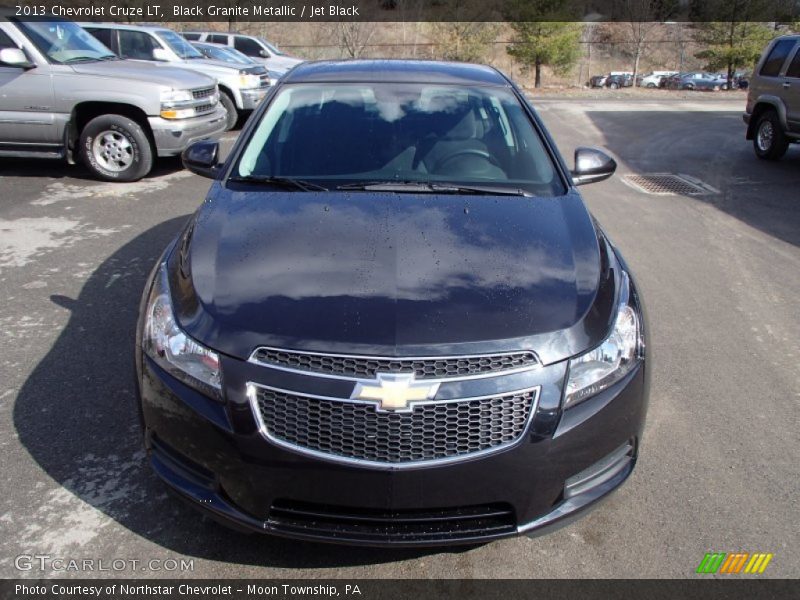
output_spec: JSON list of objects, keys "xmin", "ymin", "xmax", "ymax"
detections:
[
  {"xmin": 753, "ymin": 111, "xmax": 789, "ymax": 161},
  {"xmin": 219, "ymin": 92, "xmax": 238, "ymax": 131},
  {"xmin": 80, "ymin": 114, "xmax": 153, "ymax": 182},
  {"xmin": 609, "ymin": 82, "xmax": 619, "ymax": 89}
]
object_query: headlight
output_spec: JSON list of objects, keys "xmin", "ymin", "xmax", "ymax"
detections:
[
  {"xmin": 160, "ymin": 89, "xmax": 194, "ymax": 104},
  {"xmin": 160, "ymin": 89, "xmax": 198, "ymax": 119},
  {"xmin": 238, "ymin": 73, "xmax": 261, "ymax": 88},
  {"xmin": 143, "ymin": 264, "xmax": 222, "ymax": 399},
  {"xmin": 564, "ymin": 271, "xmax": 643, "ymax": 408}
]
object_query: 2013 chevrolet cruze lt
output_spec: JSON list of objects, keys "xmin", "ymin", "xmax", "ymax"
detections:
[{"xmin": 136, "ymin": 60, "xmax": 648, "ymax": 546}]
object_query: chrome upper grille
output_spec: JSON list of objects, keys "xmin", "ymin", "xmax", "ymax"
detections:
[
  {"xmin": 192, "ymin": 87, "xmax": 216, "ymax": 100},
  {"xmin": 250, "ymin": 385, "xmax": 538, "ymax": 466},
  {"xmin": 250, "ymin": 347, "xmax": 539, "ymax": 380}
]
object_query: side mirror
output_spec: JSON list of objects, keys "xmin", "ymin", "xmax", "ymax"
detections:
[
  {"xmin": 259, "ymin": 49, "xmax": 269, "ymax": 58},
  {"xmin": 182, "ymin": 141, "xmax": 221, "ymax": 179},
  {"xmin": 571, "ymin": 147, "xmax": 617, "ymax": 186},
  {"xmin": 152, "ymin": 48, "xmax": 170, "ymax": 62},
  {"xmin": 0, "ymin": 48, "xmax": 35, "ymax": 69}
]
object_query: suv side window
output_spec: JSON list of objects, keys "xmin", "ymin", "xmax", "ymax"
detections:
[
  {"xmin": 208, "ymin": 34, "xmax": 228, "ymax": 44},
  {"xmin": 785, "ymin": 47, "xmax": 800, "ymax": 78},
  {"xmin": 234, "ymin": 36, "xmax": 264, "ymax": 57},
  {"xmin": 118, "ymin": 30, "xmax": 159, "ymax": 60},
  {"xmin": 760, "ymin": 39, "xmax": 797, "ymax": 77},
  {"xmin": 85, "ymin": 27, "xmax": 114, "ymax": 51}
]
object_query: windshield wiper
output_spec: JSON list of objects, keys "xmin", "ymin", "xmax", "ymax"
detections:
[
  {"xmin": 228, "ymin": 175, "xmax": 328, "ymax": 192},
  {"xmin": 337, "ymin": 181, "xmax": 531, "ymax": 196},
  {"xmin": 62, "ymin": 56, "xmax": 101, "ymax": 64}
]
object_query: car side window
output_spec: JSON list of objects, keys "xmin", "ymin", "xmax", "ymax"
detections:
[
  {"xmin": 209, "ymin": 34, "xmax": 228, "ymax": 44},
  {"xmin": 86, "ymin": 28, "xmax": 114, "ymax": 51},
  {"xmin": 0, "ymin": 29, "xmax": 17, "ymax": 49},
  {"xmin": 785, "ymin": 48, "xmax": 800, "ymax": 79},
  {"xmin": 118, "ymin": 30, "xmax": 160, "ymax": 61},
  {"xmin": 182, "ymin": 33, "xmax": 201, "ymax": 41},
  {"xmin": 235, "ymin": 36, "xmax": 264, "ymax": 57},
  {"xmin": 760, "ymin": 40, "xmax": 797, "ymax": 77}
]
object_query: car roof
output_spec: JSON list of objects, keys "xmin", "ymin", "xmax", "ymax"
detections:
[
  {"xmin": 79, "ymin": 23, "xmax": 174, "ymax": 33},
  {"xmin": 282, "ymin": 59, "xmax": 510, "ymax": 86}
]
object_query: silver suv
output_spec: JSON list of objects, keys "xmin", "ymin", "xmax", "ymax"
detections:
[
  {"xmin": 744, "ymin": 34, "xmax": 800, "ymax": 160},
  {"xmin": 0, "ymin": 17, "xmax": 226, "ymax": 182},
  {"xmin": 83, "ymin": 24, "xmax": 272, "ymax": 131}
]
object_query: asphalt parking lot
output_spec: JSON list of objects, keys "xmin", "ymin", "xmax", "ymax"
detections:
[{"xmin": 1, "ymin": 96, "xmax": 798, "ymax": 578}]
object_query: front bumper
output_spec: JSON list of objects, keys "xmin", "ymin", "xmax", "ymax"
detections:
[
  {"xmin": 148, "ymin": 107, "xmax": 227, "ymax": 157},
  {"xmin": 240, "ymin": 87, "xmax": 269, "ymax": 110},
  {"xmin": 137, "ymin": 349, "xmax": 648, "ymax": 546}
]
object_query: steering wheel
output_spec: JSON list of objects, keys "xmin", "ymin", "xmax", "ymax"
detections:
[{"xmin": 432, "ymin": 149, "xmax": 501, "ymax": 174}]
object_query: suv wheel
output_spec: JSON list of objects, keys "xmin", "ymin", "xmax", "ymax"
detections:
[
  {"xmin": 219, "ymin": 92, "xmax": 238, "ymax": 131},
  {"xmin": 609, "ymin": 82, "xmax": 619, "ymax": 89},
  {"xmin": 80, "ymin": 114, "xmax": 153, "ymax": 182},
  {"xmin": 754, "ymin": 110, "xmax": 789, "ymax": 160}
]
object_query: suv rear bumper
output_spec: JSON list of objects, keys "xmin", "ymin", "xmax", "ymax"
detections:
[{"xmin": 149, "ymin": 107, "xmax": 227, "ymax": 157}]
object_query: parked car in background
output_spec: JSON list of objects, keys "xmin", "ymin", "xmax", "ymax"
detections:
[
  {"xmin": 665, "ymin": 72, "xmax": 722, "ymax": 91},
  {"xmin": 733, "ymin": 71, "xmax": 750, "ymax": 90},
  {"xmin": 83, "ymin": 24, "xmax": 271, "ymax": 130},
  {"xmin": 0, "ymin": 17, "xmax": 226, "ymax": 181},
  {"xmin": 744, "ymin": 34, "xmax": 800, "ymax": 160},
  {"xmin": 180, "ymin": 31, "xmax": 302, "ymax": 74},
  {"xmin": 710, "ymin": 73, "xmax": 732, "ymax": 90},
  {"xmin": 605, "ymin": 73, "xmax": 633, "ymax": 89},
  {"xmin": 638, "ymin": 71, "xmax": 677, "ymax": 88},
  {"xmin": 589, "ymin": 74, "xmax": 607, "ymax": 88},
  {"xmin": 191, "ymin": 42, "xmax": 277, "ymax": 86}
]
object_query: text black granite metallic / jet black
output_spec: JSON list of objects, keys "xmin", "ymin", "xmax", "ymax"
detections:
[{"xmin": 135, "ymin": 60, "xmax": 649, "ymax": 546}]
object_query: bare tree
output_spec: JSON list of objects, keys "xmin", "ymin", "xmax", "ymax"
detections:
[
  {"xmin": 616, "ymin": 0, "xmax": 677, "ymax": 85},
  {"xmin": 396, "ymin": 0, "xmax": 425, "ymax": 58},
  {"xmin": 327, "ymin": 21, "xmax": 378, "ymax": 58}
]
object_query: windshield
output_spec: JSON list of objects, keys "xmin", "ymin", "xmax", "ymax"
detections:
[
  {"xmin": 199, "ymin": 44, "xmax": 251, "ymax": 65},
  {"xmin": 158, "ymin": 30, "xmax": 203, "ymax": 59},
  {"xmin": 13, "ymin": 19, "xmax": 115, "ymax": 64},
  {"xmin": 235, "ymin": 83, "xmax": 565, "ymax": 196},
  {"xmin": 260, "ymin": 38, "xmax": 285, "ymax": 56}
]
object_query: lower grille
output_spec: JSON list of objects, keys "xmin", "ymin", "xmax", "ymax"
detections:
[
  {"xmin": 268, "ymin": 500, "xmax": 516, "ymax": 543},
  {"xmin": 251, "ymin": 385, "xmax": 538, "ymax": 466},
  {"xmin": 194, "ymin": 103, "xmax": 215, "ymax": 115}
]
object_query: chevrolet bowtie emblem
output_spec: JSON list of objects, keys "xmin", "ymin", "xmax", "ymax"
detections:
[{"xmin": 351, "ymin": 373, "xmax": 440, "ymax": 412}]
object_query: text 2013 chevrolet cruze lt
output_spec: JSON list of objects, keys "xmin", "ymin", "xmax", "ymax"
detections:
[{"xmin": 135, "ymin": 60, "xmax": 648, "ymax": 546}]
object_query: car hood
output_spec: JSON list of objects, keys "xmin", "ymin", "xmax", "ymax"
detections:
[
  {"xmin": 166, "ymin": 58, "xmax": 243, "ymax": 77},
  {"xmin": 70, "ymin": 60, "xmax": 214, "ymax": 88},
  {"xmin": 263, "ymin": 56, "xmax": 302, "ymax": 71},
  {"xmin": 169, "ymin": 188, "xmax": 617, "ymax": 364}
]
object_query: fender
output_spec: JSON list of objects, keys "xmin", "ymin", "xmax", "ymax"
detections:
[{"xmin": 746, "ymin": 95, "xmax": 788, "ymax": 139}]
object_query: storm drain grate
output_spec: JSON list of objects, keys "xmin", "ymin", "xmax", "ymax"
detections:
[{"xmin": 623, "ymin": 173, "xmax": 718, "ymax": 196}]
